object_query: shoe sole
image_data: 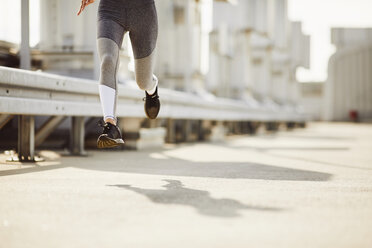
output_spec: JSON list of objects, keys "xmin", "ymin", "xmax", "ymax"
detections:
[{"xmin": 97, "ymin": 135, "xmax": 125, "ymax": 149}]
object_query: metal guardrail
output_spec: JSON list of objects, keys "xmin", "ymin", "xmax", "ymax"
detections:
[
  {"xmin": 0, "ymin": 66, "xmax": 307, "ymax": 161},
  {"xmin": 0, "ymin": 66, "xmax": 305, "ymax": 121}
]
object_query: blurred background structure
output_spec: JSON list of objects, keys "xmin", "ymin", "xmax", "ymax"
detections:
[
  {"xmin": 0, "ymin": 0, "xmax": 371, "ymax": 160},
  {"xmin": 324, "ymin": 28, "xmax": 372, "ymax": 121},
  {"xmin": 7, "ymin": 0, "xmax": 311, "ymax": 106},
  {"xmin": 1, "ymin": 0, "xmax": 310, "ymax": 102}
]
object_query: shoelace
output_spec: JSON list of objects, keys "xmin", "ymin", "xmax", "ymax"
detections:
[
  {"xmin": 98, "ymin": 120, "xmax": 111, "ymax": 132},
  {"xmin": 143, "ymin": 94, "xmax": 159, "ymax": 101}
]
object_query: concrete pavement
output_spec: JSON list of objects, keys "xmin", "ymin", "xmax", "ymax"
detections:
[{"xmin": 0, "ymin": 122, "xmax": 372, "ymax": 248}]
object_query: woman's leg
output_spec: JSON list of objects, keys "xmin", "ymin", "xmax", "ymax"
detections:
[
  {"xmin": 97, "ymin": 19, "xmax": 126, "ymax": 125},
  {"xmin": 128, "ymin": 3, "xmax": 160, "ymax": 119},
  {"xmin": 97, "ymin": 37, "xmax": 120, "ymax": 125},
  {"xmin": 96, "ymin": 18, "xmax": 126, "ymax": 148},
  {"xmin": 128, "ymin": 3, "xmax": 158, "ymax": 93}
]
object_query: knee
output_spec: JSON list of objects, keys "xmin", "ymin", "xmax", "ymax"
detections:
[{"xmin": 101, "ymin": 54, "xmax": 116, "ymax": 70}]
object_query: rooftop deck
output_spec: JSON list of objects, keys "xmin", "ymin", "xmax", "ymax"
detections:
[{"xmin": 1, "ymin": 122, "xmax": 371, "ymax": 248}]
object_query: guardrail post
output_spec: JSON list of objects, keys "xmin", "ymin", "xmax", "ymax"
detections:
[
  {"xmin": 297, "ymin": 122, "xmax": 306, "ymax": 128},
  {"xmin": 247, "ymin": 122, "xmax": 260, "ymax": 134},
  {"xmin": 199, "ymin": 120, "xmax": 212, "ymax": 141},
  {"xmin": 18, "ymin": 115, "xmax": 35, "ymax": 162},
  {"xmin": 225, "ymin": 122, "xmax": 233, "ymax": 135},
  {"xmin": 233, "ymin": 122, "xmax": 241, "ymax": 134},
  {"xmin": 166, "ymin": 119, "xmax": 176, "ymax": 143},
  {"xmin": 183, "ymin": 120, "xmax": 193, "ymax": 142},
  {"xmin": 286, "ymin": 122, "xmax": 296, "ymax": 130},
  {"xmin": 241, "ymin": 122, "xmax": 248, "ymax": 134},
  {"xmin": 197, "ymin": 120, "xmax": 204, "ymax": 141},
  {"xmin": 70, "ymin": 116, "xmax": 86, "ymax": 155},
  {"xmin": 265, "ymin": 122, "xmax": 280, "ymax": 132}
]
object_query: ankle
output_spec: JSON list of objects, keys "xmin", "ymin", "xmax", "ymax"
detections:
[
  {"xmin": 105, "ymin": 118, "xmax": 117, "ymax": 126},
  {"xmin": 146, "ymin": 75, "xmax": 158, "ymax": 95}
]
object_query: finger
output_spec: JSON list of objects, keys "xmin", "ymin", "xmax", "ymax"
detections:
[
  {"xmin": 77, "ymin": 2, "xmax": 85, "ymax": 16},
  {"xmin": 77, "ymin": 7, "xmax": 83, "ymax": 16},
  {"xmin": 77, "ymin": 2, "xmax": 84, "ymax": 15}
]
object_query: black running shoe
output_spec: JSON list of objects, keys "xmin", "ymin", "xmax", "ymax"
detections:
[
  {"xmin": 144, "ymin": 86, "xmax": 160, "ymax": 119},
  {"xmin": 97, "ymin": 120, "xmax": 125, "ymax": 148}
]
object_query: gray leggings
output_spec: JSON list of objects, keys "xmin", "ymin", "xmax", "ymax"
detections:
[{"xmin": 97, "ymin": 0, "xmax": 158, "ymax": 91}]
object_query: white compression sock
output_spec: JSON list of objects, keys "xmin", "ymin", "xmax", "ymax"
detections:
[
  {"xmin": 99, "ymin": 85, "xmax": 116, "ymax": 122},
  {"xmin": 146, "ymin": 75, "xmax": 158, "ymax": 95}
]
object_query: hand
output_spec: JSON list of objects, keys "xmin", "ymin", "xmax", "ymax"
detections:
[{"xmin": 77, "ymin": 0, "xmax": 95, "ymax": 16}]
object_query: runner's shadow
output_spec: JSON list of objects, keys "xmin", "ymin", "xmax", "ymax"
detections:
[{"xmin": 109, "ymin": 179, "xmax": 282, "ymax": 218}]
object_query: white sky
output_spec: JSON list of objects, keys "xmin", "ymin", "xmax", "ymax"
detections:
[
  {"xmin": 288, "ymin": 0, "xmax": 372, "ymax": 82},
  {"xmin": 0, "ymin": 0, "xmax": 372, "ymax": 82}
]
